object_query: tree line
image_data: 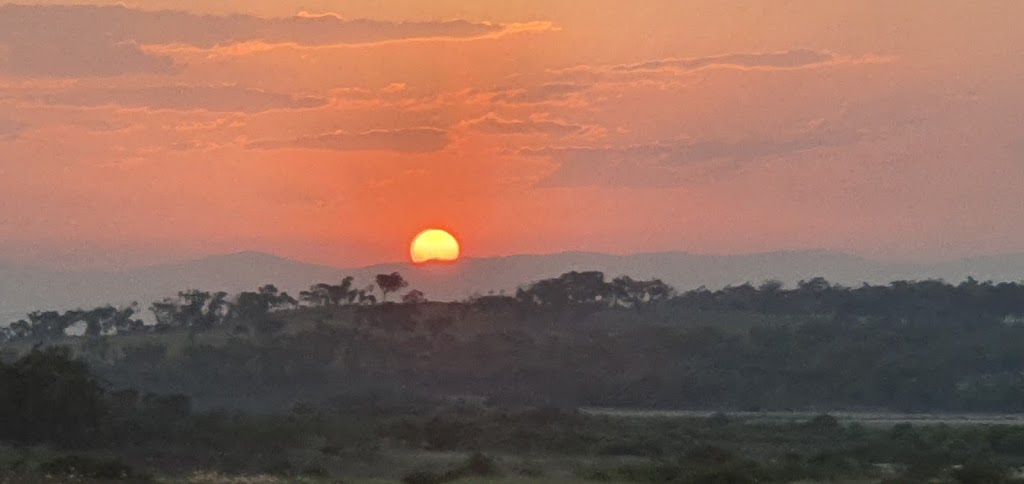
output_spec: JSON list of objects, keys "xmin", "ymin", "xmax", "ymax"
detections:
[
  {"xmin": 1, "ymin": 271, "xmax": 414, "ymax": 342},
  {"xmin": 519, "ymin": 272, "xmax": 1024, "ymax": 322},
  {"xmin": 7, "ymin": 270, "xmax": 1024, "ymax": 343},
  {"xmin": 7, "ymin": 270, "xmax": 1024, "ymax": 413}
]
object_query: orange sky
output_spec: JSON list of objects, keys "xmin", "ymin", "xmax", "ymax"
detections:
[{"xmin": 1, "ymin": 1, "xmax": 1022, "ymax": 269}]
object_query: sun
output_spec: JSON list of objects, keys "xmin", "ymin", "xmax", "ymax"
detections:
[{"xmin": 410, "ymin": 229, "xmax": 460, "ymax": 264}]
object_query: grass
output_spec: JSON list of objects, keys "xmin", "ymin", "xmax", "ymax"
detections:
[{"xmin": 159, "ymin": 478, "xmax": 626, "ymax": 484}]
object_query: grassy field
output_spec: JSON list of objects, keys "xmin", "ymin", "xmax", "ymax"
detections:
[
  {"xmin": 583, "ymin": 408, "xmax": 1024, "ymax": 426},
  {"xmin": 160, "ymin": 477, "xmax": 631, "ymax": 484}
]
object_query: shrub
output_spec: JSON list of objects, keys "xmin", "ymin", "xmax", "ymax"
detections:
[
  {"xmin": 951, "ymin": 461, "xmax": 1011, "ymax": 483},
  {"xmin": 261, "ymin": 459, "xmax": 293, "ymax": 476},
  {"xmin": 598, "ymin": 439, "xmax": 664, "ymax": 457},
  {"xmin": 39, "ymin": 455, "xmax": 146, "ymax": 481},
  {"xmin": 678, "ymin": 467, "xmax": 757, "ymax": 484},
  {"xmin": 423, "ymin": 417, "xmax": 482, "ymax": 450},
  {"xmin": 403, "ymin": 452, "xmax": 499, "ymax": 484},
  {"xmin": 804, "ymin": 413, "xmax": 841, "ymax": 431},
  {"xmin": 459, "ymin": 451, "xmax": 499, "ymax": 476},
  {"xmin": 301, "ymin": 464, "xmax": 329, "ymax": 477},
  {"xmin": 0, "ymin": 347, "xmax": 107, "ymax": 447},
  {"xmin": 683, "ymin": 445, "xmax": 739, "ymax": 464},
  {"xmin": 616, "ymin": 463, "xmax": 683, "ymax": 482},
  {"xmin": 707, "ymin": 412, "xmax": 730, "ymax": 426},
  {"xmin": 402, "ymin": 470, "xmax": 446, "ymax": 484}
]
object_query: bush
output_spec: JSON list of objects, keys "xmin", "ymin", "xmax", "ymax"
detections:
[
  {"xmin": 261, "ymin": 459, "xmax": 294, "ymax": 476},
  {"xmin": 707, "ymin": 412, "xmax": 731, "ymax": 426},
  {"xmin": 402, "ymin": 470, "xmax": 446, "ymax": 484},
  {"xmin": 951, "ymin": 461, "xmax": 1011, "ymax": 483},
  {"xmin": 598, "ymin": 439, "xmax": 664, "ymax": 457},
  {"xmin": 804, "ymin": 414, "xmax": 841, "ymax": 431},
  {"xmin": 301, "ymin": 464, "xmax": 329, "ymax": 477},
  {"xmin": 39, "ymin": 455, "xmax": 146, "ymax": 481},
  {"xmin": 678, "ymin": 467, "xmax": 757, "ymax": 484},
  {"xmin": 516, "ymin": 463, "xmax": 544, "ymax": 477},
  {"xmin": 0, "ymin": 347, "xmax": 107, "ymax": 447},
  {"xmin": 616, "ymin": 463, "xmax": 683, "ymax": 482},
  {"xmin": 423, "ymin": 417, "xmax": 482, "ymax": 450},
  {"xmin": 683, "ymin": 445, "xmax": 739, "ymax": 464},
  {"xmin": 402, "ymin": 452, "xmax": 499, "ymax": 484},
  {"xmin": 459, "ymin": 451, "xmax": 499, "ymax": 476}
]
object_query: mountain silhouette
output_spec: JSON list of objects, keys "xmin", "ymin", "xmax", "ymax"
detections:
[{"xmin": 2, "ymin": 250, "xmax": 1024, "ymax": 322}]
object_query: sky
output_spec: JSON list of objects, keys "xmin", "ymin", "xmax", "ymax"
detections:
[{"xmin": 0, "ymin": 1, "xmax": 1022, "ymax": 269}]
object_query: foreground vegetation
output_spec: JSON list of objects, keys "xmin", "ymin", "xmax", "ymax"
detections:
[
  {"xmin": 7, "ymin": 272, "xmax": 1024, "ymax": 412},
  {"xmin": 6, "ymin": 271, "xmax": 1024, "ymax": 481},
  {"xmin": 6, "ymin": 345, "xmax": 1024, "ymax": 482}
]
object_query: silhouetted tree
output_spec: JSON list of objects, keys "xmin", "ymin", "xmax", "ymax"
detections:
[
  {"xmin": 234, "ymin": 284, "xmax": 297, "ymax": 321},
  {"xmin": 27, "ymin": 310, "xmax": 68, "ymax": 339},
  {"xmin": 0, "ymin": 346, "xmax": 106, "ymax": 447},
  {"xmin": 357, "ymin": 285, "xmax": 378, "ymax": 305},
  {"xmin": 150, "ymin": 290, "xmax": 231, "ymax": 332},
  {"xmin": 403, "ymin": 289, "xmax": 426, "ymax": 304},
  {"xmin": 300, "ymin": 277, "xmax": 356, "ymax": 307},
  {"xmin": 113, "ymin": 303, "xmax": 147, "ymax": 334},
  {"xmin": 81, "ymin": 304, "xmax": 145, "ymax": 337},
  {"xmin": 8, "ymin": 319, "xmax": 31, "ymax": 338},
  {"xmin": 376, "ymin": 272, "xmax": 409, "ymax": 302},
  {"xmin": 518, "ymin": 271, "xmax": 608, "ymax": 308}
]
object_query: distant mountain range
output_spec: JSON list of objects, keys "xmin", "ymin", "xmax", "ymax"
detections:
[{"xmin": 4, "ymin": 250, "xmax": 1024, "ymax": 322}]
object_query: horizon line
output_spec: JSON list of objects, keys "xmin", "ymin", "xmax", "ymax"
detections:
[{"xmin": 7, "ymin": 247, "xmax": 1024, "ymax": 274}]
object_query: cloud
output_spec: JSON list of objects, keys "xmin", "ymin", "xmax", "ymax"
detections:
[
  {"xmin": 612, "ymin": 49, "xmax": 835, "ymax": 73},
  {"xmin": 0, "ymin": 118, "xmax": 23, "ymax": 140},
  {"xmin": 535, "ymin": 49, "xmax": 895, "ymax": 85},
  {"xmin": 463, "ymin": 114, "xmax": 594, "ymax": 136},
  {"xmin": 144, "ymin": 21, "xmax": 558, "ymax": 57},
  {"xmin": 248, "ymin": 127, "xmax": 449, "ymax": 153},
  {"xmin": 528, "ymin": 125, "xmax": 859, "ymax": 187},
  {"xmin": 489, "ymin": 83, "xmax": 590, "ymax": 104},
  {"xmin": 0, "ymin": 5, "xmax": 177, "ymax": 77},
  {"xmin": 20, "ymin": 85, "xmax": 328, "ymax": 113},
  {"xmin": 0, "ymin": 4, "xmax": 549, "ymax": 76}
]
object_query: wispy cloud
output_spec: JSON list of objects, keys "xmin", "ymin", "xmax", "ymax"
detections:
[
  {"xmin": 144, "ymin": 21, "xmax": 559, "ymax": 57},
  {"xmin": 0, "ymin": 4, "xmax": 555, "ymax": 76},
  {"xmin": 12, "ymin": 86, "xmax": 328, "ymax": 113},
  {"xmin": 248, "ymin": 127, "xmax": 450, "ymax": 153},
  {"xmin": 613, "ymin": 49, "xmax": 834, "ymax": 72},
  {"xmin": 0, "ymin": 5, "xmax": 176, "ymax": 76},
  {"xmin": 488, "ymin": 83, "xmax": 590, "ymax": 105},
  {"xmin": 535, "ymin": 49, "xmax": 895, "ymax": 85},
  {"xmin": 527, "ymin": 123, "xmax": 860, "ymax": 187},
  {"xmin": 0, "ymin": 118, "xmax": 24, "ymax": 140},
  {"xmin": 463, "ymin": 114, "xmax": 595, "ymax": 137}
]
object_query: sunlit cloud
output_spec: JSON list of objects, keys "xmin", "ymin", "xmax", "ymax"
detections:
[
  {"xmin": 0, "ymin": 117, "xmax": 24, "ymax": 140},
  {"xmin": 247, "ymin": 127, "xmax": 450, "ymax": 153},
  {"xmin": 10, "ymin": 85, "xmax": 328, "ymax": 113},
  {"xmin": 140, "ymin": 21, "xmax": 558, "ymax": 57},
  {"xmin": 614, "ymin": 49, "xmax": 833, "ymax": 72},
  {"xmin": 535, "ymin": 49, "xmax": 896, "ymax": 85},
  {"xmin": 0, "ymin": 4, "xmax": 556, "ymax": 76},
  {"xmin": 462, "ymin": 113, "xmax": 596, "ymax": 137},
  {"xmin": 488, "ymin": 83, "xmax": 591, "ymax": 105},
  {"xmin": 528, "ymin": 123, "xmax": 862, "ymax": 188}
]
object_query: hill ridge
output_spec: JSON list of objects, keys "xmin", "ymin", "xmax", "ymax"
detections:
[{"xmin": 4, "ymin": 249, "xmax": 1024, "ymax": 322}]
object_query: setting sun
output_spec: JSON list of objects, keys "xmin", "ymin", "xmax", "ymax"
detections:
[{"xmin": 410, "ymin": 229, "xmax": 460, "ymax": 264}]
